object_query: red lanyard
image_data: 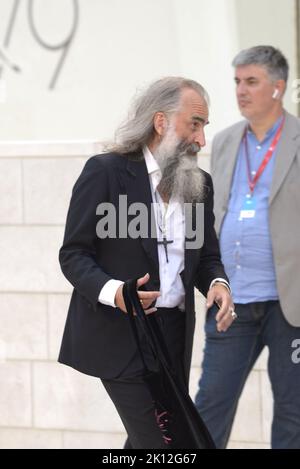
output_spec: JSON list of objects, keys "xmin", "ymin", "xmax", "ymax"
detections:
[{"xmin": 243, "ymin": 116, "xmax": 285, "ymax": 195}]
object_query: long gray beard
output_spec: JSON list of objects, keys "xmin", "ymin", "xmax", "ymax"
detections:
[{"xmin": 155, "ymin": 141, "xmax": 205, "ymax": 203}]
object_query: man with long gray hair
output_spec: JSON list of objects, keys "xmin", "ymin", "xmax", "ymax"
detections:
[
  {"xmin": 58, "ymin": 76, "xmax": 234, "ymax": 448},
  {"xmin": 195, "ymin": 45, "xmax": 300, "ymax": 449}
]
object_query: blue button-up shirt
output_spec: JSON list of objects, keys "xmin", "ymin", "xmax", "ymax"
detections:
[{"xmin": 219, "ymin": 116, "xmax": 283, "ymax": 303}]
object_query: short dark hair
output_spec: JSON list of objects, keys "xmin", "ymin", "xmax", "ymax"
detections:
[{"xmin": 232, "ymin": 45, "xmax": 289, "ymax": 82}]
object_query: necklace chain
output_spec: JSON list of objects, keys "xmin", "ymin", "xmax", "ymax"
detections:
[{"xmin": 154, "ymin": 190, "xmax": 173, "ymax": 263}]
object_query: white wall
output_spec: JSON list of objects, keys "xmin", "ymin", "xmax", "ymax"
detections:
[
  {"xmin": 0, "ymin": 0, "xmax": 183, "ymax": 140},
  {"xmin": 1, "ymin": 0, "xmax": 295, "ymax": 142},
  {"xmin": 234, "ymin": 0, "xmax": 297, "ymax": 116}
]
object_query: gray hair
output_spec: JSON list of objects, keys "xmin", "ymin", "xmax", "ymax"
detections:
[
  {"xmin": 232, "ymin": 45, "xmax": 289, "ymax": 83},
  {"xmin": 107, "ymin": 77, "xmax": 209, "ymax": 155}
]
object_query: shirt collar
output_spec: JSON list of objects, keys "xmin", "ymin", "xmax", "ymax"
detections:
[
  {"xmin": 143, "ymin": 145, "xmax": 160, "ymax": 174},
  {"xmin": 265, "ymin": 114, "xmax": 284, "ymax": 137},
  {"xmin": 143, "ymin": 146, "xmax": 162, "ymax": 193},
  {"xmin": 247, "ymin": 114, "xmax": 284, "ymax": 143}
]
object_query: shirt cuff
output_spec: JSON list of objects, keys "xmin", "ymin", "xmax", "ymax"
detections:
[
  {"xmin": 98, "ymin": 279, "xmax": 124, "ymax": 308},
  {"xmin": 209, "ymin": 278, "xmax": 231, "ymax": 293}
]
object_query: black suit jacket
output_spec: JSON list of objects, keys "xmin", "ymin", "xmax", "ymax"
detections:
[{"xmin": 58, "ymin": 152, "xmax": 228, "ymax": 380}]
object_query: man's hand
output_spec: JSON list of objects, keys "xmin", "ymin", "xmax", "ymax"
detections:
[
  {"xmin": 206, "ymin": 284, "xmax": 236, "ymax": 332},
  {"xmin": 115, "ymin": 273, "xmax": 160, "ymax": 315}
]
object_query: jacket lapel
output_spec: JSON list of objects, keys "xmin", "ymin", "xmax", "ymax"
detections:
[
  {"xmin": 119, "ymin": 155, "xmax": 159, "ymax": 277},
  {"xmin": 219, "ymin": 122, "xmax": 246, "ymax": 207},
  {"xmin": 269, "ymin": 112, "xmax": 300, "ymax": 205},
  {"xmin": 182, "ymin": 203, "xmax": 201, "ymax": 288}
]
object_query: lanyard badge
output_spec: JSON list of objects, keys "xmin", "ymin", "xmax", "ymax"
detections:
[
  {"xmin": 239, "ymin": 193, "xmax": 257, "ymax": 219},
  {"xmin": 239, "ymin": 115, "xmax": 285, "ymax": 220}
]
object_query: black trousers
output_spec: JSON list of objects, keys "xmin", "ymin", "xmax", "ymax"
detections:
[{"xmin": 101, "ymin": 307, "xmax": 186, "ymax": 449}]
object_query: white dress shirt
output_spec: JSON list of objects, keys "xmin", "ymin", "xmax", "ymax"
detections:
[
  {"xmin": 144, "ymin": 146, "xmax": 186, "ymax": 309},
  {"xmin": 99, "ymin": 147, "xmax": 229, "ymax": 308}
]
